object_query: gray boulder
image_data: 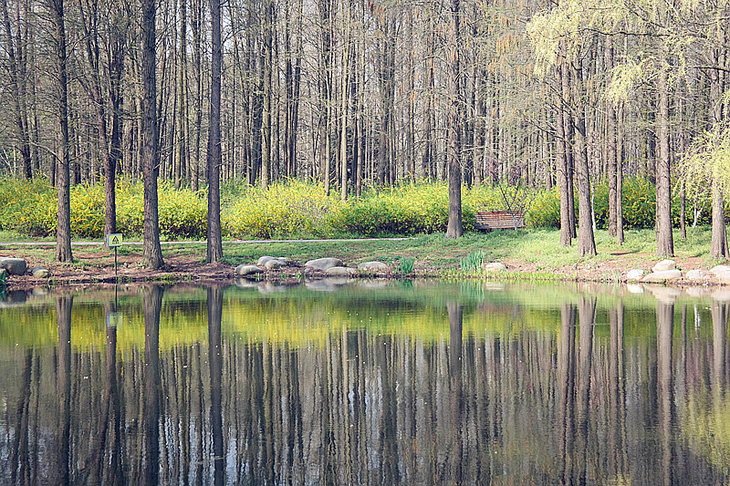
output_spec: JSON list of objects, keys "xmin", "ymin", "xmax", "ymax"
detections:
[
  {"xmin": 686, "ymin": 269, "xmax": 709, "ymax": 281},
  {"xmin": 357, "ymin": 261, "xmax": 389, "ymax": 272},
  {"xmin": 641, "ymin": 269, "xmax": 682, "ymax": 283},
  {"xmin": 652, "ymin": 259, "xmax": 676, "ymax": 272},
  {"xmin": 626, "ymin": 269, "xmax": 645, "ymax": 281},
  {"xmin": 257, "ymin": 256, "xmax": 275, "ymax": 266},
  {"xmin": 305, "ymin": 257, "xmax": 343, "ymax": 272},
  {"xmin": 235, "ymin": 264, "xmax": 264, "ymax": 277},
  {"xmin": 31, "ymin": 267, "xmax": 51, "ymax": 278},
  {"xmin": 325, "ymin": 266, "xmax": 356, "ymax": 277},
  {"xmin": 711, "ymin": 265, "xmax": 730, "ymax": 284},
  {"xmin": 263, "ymin": 259, "xmax": 287, "ymax": 270},
  {"xmin": 483, "ymin": 262, "xmax": 507, "ymax": 272},
  {"xmin": 0, "ymin": 257, "xmax": 27, "ymax": 275},
  {"xmin": 258, "ymin": 256, "xmax": 288, "ymax": 267}
]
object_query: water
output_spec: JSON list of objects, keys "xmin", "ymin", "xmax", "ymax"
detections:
[{"xmin": 0, "ymin": 280, "xmax": 729, "ymax": 485}]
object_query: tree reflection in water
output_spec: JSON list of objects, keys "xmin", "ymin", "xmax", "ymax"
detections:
[{"xmin": 1, "ymin": 284, "xmax": 730, "ymax": 484}]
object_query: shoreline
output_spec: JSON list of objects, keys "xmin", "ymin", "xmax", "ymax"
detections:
[{"xmin": 2, "ymin": 258, "xmax": 725, "ymax": 293}]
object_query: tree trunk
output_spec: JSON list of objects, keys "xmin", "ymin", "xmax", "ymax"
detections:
[
  {"xmin": 50, "ymin": 0, "xmax": 72, "ymax": 262},
  {"xmin": 141, "ymin": 0, "xmax": 164, "ymax": 268},
  {"xmin": 2, "ymin": 0, "xmax": 31, "ymax": 180},
  {"xmin": 710, "ymin": 182, "xmax": 728, "ymax": 259},
  {"xmin": 207, "ymin": 0, "xmax": 223, "ymax": 263},
  {"xmin": 445, "ymin": 0, "xmax": 462, "ymax": 238},
  {"xmin": 655, "ymin": 67, "xmax": 673, "ymax": 257},
  {"xmin": 573, "ymin": 62, "xmax": 596, "ymax": 257}
]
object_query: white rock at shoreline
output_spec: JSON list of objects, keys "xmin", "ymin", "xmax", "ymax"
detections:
[
  {"xmin": 358, "ymin": 261, "xmax": 389, "ymax": 273},
  {"xmin": 686, "ymin": 269, "xmax": 709, "ymax": 281},
  {"xmin": 325, "ymin": 266, "xmax": 355, "ymax": 277},
  {"xmin": 626, "ymin": 269, "xmax": 644, "ymax": 281},
  {"xmin": 235, "ymin": 264, "xmax": 264, "ymax": 277},
  {"xmin": 652, "ymin": 259, "xmax": 676, "ymax": 272},
  {"xmin": 305, "ymin": 258, "xmax": 343, "ymax": 271},
  {"xmin": 641, "ymin": 269, "xmax": 682, "ymax": 283},
  {"xmin": 483, "ymin": 262, "xmax": 507, "ymax": 272},
  {"xmin": 710, "ymin": 265, "xmax": 730, "ymax": 284}
]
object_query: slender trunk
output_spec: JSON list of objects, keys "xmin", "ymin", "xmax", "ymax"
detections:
[
  {"xmin": 51, "ymin": 0, "xmax": 72, "ymax": 262},
  {"xmin": 2, "ymin": 0, "xmax": 31, "ymax": 179},
  {"xmin": 141, "ymin": 0, "xmax": 164, "ymax": 268},
  {"xmin": 207, "ymin": 0, "xmax": 223, "ymax": 263},
  {"xmin": 445, "ymin": 0, "xmax": 462, "ymax": 238},
  {"xmin": 655, "ymin": 66, "xmax": 673, "ymax": 257}
]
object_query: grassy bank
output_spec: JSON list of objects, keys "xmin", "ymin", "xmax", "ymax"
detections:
[{"xmin": 0, "ymin": 226, "xmax": 719, "ymax": 285}]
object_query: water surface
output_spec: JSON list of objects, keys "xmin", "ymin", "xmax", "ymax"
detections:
[{"xmin": 0, "ymin": 281, "xmax": 728, "ymax": 484}]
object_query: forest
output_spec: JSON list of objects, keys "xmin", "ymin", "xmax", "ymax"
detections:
[{"xmin": 0, "ymin": 0, "xmax": 729, "ymax": 267}]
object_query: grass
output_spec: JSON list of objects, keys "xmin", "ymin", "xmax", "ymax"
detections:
[{"xmin": 0, "ymin": 226, "xmax": 720, "ymax": 278}]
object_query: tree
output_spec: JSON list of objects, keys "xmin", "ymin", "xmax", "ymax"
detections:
[
  {"xmin": 2, "ymin": 0, "xmax": 31, "ymax": 180},
  {"xmin": 49, "ymin": 0, "xmax": 72, "ymax": 262},
  {"xmin": 141, "ymin": 0, "xmax": 164, "ymax": 268},
  {"xmin": 445, "ymin": 0, "xmax": 463, "ymax": 239},
  {"xmin": 206, "ymin": 0, "xmax": 223, "ymax": 263}
]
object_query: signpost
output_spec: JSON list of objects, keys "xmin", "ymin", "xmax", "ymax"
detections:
[{"xmin": 106, "ymin": 233, "xmax": 123, "ymax": 277}]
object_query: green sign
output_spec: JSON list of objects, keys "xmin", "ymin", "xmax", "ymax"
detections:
[{"xmin": 107, "ymin": 233, "xmax": 123, "ymax": 247}]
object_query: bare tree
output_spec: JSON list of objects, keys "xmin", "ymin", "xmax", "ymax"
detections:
[
  {"xmin": 141, "ymin": 0, "xmax": 164, "ymax": 268},
  {"xmin": 207, "ymin": 0, "xmax": 223, "ymax": 263},
  {"xmin": 445, "ymin": 0, "xmax": 462, "ymax": 238}
]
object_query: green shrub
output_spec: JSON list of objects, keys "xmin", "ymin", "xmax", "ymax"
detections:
[
  {"xmin": 225, "ymin": 180, "xmax": 341, "ymax": 238},
  {"xmin": 526, "ymin": 188, "xmax": 560, "ymax": 228}
]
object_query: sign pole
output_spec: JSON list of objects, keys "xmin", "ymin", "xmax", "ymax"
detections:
[{"xmin": 106, "ymin": 233, "xmax": 123, "ymax": 282}]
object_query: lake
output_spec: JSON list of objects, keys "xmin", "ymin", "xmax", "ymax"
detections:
[{"xmin": 0, "ymin": 279, "xmax": 729, "ymax": 484}]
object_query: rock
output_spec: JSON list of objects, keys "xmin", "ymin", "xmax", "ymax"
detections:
[
  {"xmin": 263, "ymin": 259, "xmax": 286, "ymax": 270},
  {"xmin": 357, "ymin": 261, "xmax": 389, "ymax": 272},
  {"xmin": 641, "ymin": 269, "xmax": 682, "ymax": 283},
  {"xmin": 257, "ymin": 256, "xmax": 275, "ymax": 266},
  {"xmin": 686, "ymin": 269, "xmax": 709, "ymax": 281},
  {"xmin": 626, "ymin": 269, "xmax": 645, "ymax": 281},
  {"xmin": 483, "ymin": 262, "xmax": 507, "ymax": 272},
  {"xmin": 31, "ymin": 267, "xmax": 51, "ymax": 278},
  {"xmin": 710, "ymin": 265, "xmax": 730, "ymax": 284},
  {"xmin": 305, "ymin": 257, "xmax": 343, "ymax": 272},
  {"xmin": 325, "ymin": 266, "xmax": 356, "ymax": 277},
  {"xmin": 0, "ymin": 257, "xmax": 27, "ymax": 275},
  {"xmin": 652, "ymin": 259, "xmax": 676, "ymax": 272},
  {"xmin": 258, "ymin": 256, "xmax": 288, "ymax": 268},
  {"xmin": 235, "ymin": 264, "xmax": 264, "ymax": 277}
]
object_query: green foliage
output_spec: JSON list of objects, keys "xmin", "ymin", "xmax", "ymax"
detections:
[
  {"xmin": 399, "ymin": 257, "xmax": 415, "ymax": 275},
  {"xmin": 526, "ymin": 188, "xmax": 561, "ymax": 228},
  {"xmin": 523, "ymin": 178, "xmax": 711, "ymax": 230},
  {"xmin": 460, "ymin": 250, "xmax": 486, "ymax": 273},
  {"xmin": 225, "ymin": 180, "xmax": 342, "ymax": 238},
  {"xmin": 0, "ymin": 178, "xmax": 207, "ymax": 239},
  {"xmin": 0, "ymin": 177, "xmax": 716, "ymax": 240}
]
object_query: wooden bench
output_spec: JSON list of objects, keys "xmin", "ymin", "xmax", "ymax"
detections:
[{"xmin": 475, "ymin": 210, "xmax": 525, "ymax": 231}]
